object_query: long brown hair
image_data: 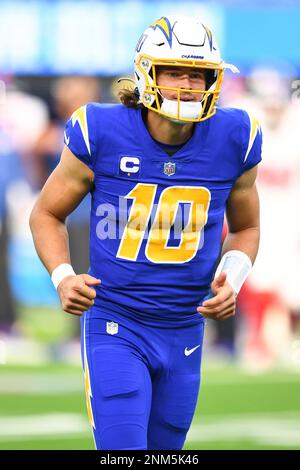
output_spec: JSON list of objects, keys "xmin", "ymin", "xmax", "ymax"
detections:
[
  {"xmin": 118, "ymin": 88, "xmax": 143, "ymax": 109},
  {"xmin": 114, "ymin": 77, "xmax": 143, "ymax": 109}
]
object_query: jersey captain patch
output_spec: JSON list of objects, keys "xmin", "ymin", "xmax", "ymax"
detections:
[{"xmin": 119, "ymin": 156, "xmax": 141, "ymax": 177}]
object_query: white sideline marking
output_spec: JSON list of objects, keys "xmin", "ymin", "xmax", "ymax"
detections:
[
  {"xmin": 0, "ymin": 413, "xmax": 89, "ymax": 441},
  {"xmin": 0, "ymin": 411, "xmax": 300, "ymax": 447},
  {"xmin": 187, "ymin": 412, "xmax": 300, "ymax": 447},
  {"xmin": 0, "ymin": 374, "xmax": 82, "ymax": 394}
]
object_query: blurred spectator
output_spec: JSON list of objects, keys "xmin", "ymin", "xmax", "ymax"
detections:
[
  {"xmin": 0, "ymin": 77, "xmax": 101, "ymax": 336},
  {"xmin": 0, "ymin": 85, "xmax": 57, "ymax": 313},
  {"xmin": 0, "ymin": 87, "xmax": 49, "ymax": 189},
  {"xmin": 32, "ymin": 76, "xmax": 101, "ymax": 275},
  {"xmin": 0, "ymin": 129, "xmax": 23, "ymax": 331},
  {"xmin": 225, "ymin": 68, "xmax": 300, "ymax": 369}
]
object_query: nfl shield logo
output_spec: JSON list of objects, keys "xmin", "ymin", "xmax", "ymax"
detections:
[
  {"xmin": 164, "ymin": 162, "xmax": 176, "ymax": 176},
  {"xmin": 106, "ymin": 321, "xmax": 119, "ymax": 335}
]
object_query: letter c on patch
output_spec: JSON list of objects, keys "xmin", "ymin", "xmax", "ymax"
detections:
[{"xmin": 120, "ymin": 156, "xmax": 140, "ymax": 173}]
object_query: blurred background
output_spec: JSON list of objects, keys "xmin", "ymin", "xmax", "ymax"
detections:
[{"xmin": 0, "ymin": 0, "xmax": 300, "ymax": 450}]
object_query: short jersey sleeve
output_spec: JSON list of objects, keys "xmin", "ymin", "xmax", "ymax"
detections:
[
  {"xmin": 239, "ymin": 112, "xmax": 263, "ymax": 176},
  {"xmin": 64, "ymin": 104, "xmax": 96, "ymax": 171}
]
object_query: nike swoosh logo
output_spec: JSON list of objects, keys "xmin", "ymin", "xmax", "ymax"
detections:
[
  {"xmin": 184, "ymin": 345, "xmax": 201, "ymax": 357},
  {"xmin": 64, "ymin": 131, "xmax": 70, "ymax": 146}
]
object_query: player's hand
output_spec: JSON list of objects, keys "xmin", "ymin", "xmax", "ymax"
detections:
[
  {"xmin": 197, "ymin": 272, "xmax": 236, "ymax": 321},
  {"xmin": 57, "ymin": 273, "xmax": 101, "ymax": 316}
]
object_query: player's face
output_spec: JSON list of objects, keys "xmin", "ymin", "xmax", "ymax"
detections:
[{"xmin": 156, "ymin": 66, "xmax": 206, "ymax": 102}]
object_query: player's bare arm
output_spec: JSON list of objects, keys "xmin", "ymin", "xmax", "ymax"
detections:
[
  {"xmin": 197, "ymin": 165, "xmax": 260, "ymax": 320},
  {"xmin": 29, "ymin": 146, "xmax": 100, "ymax": 315}
]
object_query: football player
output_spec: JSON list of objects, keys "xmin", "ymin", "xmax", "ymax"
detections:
[{"xmin": 30, "ymin": 16, "xmax": 262, "ymax": 450}]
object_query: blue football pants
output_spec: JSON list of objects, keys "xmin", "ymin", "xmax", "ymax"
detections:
[{"xmin": 80, "ymin": 308, "xmax": 204, "ymax": 450}]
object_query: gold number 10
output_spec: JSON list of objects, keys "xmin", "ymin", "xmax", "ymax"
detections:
[{"xmin": 117, "ymin": 183, "xmax": 211, "ymax": 264}]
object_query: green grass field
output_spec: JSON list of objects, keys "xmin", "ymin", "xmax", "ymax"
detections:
[{"xmin": 0, "ymin": 363, "xmax": 299, "ymax": 450}]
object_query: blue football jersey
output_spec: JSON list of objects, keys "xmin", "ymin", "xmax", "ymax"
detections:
[{"xmin": 64, "ymin": 104, "xmax": 262, "ymax": 327}]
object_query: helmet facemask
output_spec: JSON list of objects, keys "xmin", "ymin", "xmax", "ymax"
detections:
[
  {"xmin": 133, "ymin": 16, "xmax": 239, "ymax": 123},
  {"xmin": 135, "ymin": 55, "xmax": 225, "ymax": 123}
]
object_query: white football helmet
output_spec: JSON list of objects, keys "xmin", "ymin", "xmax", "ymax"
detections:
[{"xmin": 134, "ymin": 16, "xmax": 239, "ymax": 123}]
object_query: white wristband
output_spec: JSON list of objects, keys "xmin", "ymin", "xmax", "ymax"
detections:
[
  {"xmin": 214, "ymin": 250, "xmax": 252, "ymax": 295},
  {"xmin": 51, "ymin": 263, "xmax": 76, "ymax": 290}
]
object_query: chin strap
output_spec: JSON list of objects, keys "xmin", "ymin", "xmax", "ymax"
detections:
[{"xmin": 160, "ymin": 98, "xmax": 203, "ymax": 121}]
